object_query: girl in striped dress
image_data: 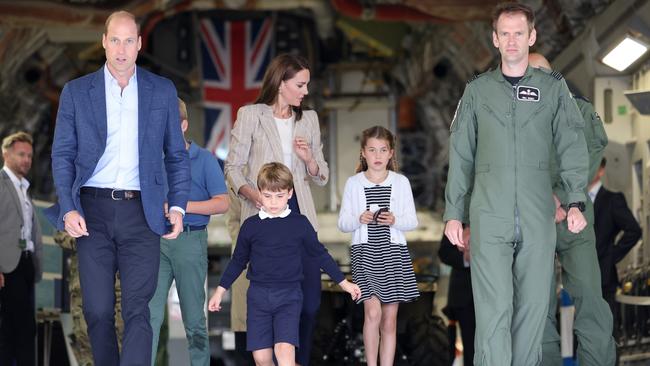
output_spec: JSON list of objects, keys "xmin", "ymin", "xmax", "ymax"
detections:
[{"xmin": 338, "ymin": 126, "xmax": 419, "ymax": 366}]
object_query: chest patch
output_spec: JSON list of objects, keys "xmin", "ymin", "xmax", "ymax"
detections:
[{"xmin": 517, "ymin": 85, "xmax": 540, "ymax": 102}]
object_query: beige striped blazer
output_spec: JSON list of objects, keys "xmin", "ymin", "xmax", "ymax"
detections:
[
  {"xmin": 225, "ymin": 103, "xmax": 329, "ymax": 230},
  {"xmin": 225, "ymin": 103, "xmax": 329, "ymax": 331}
]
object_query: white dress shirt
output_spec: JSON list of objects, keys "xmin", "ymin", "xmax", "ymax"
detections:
[
  {"xmin": 258, "ymin": 206, "xmax": 291, "ymax": 219},
  {"xmin": 274, "ymin": 114, "xmax": 294, "ymax": 169},
  {"xmin": 588, "ymin": 181, "xmax": 602, "ymax": 203},
  {"xmin": 84, "ymin": 65, "xmax": 140, "ymax": 190},
  {"xmin": 3, "ymin": 166, "xmax": 34, "ymax": 252}
]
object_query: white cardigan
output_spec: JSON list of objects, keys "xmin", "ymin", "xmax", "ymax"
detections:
[{"xmin": 338, "ymin": 171, "xmax": 418, "ymax": 246}]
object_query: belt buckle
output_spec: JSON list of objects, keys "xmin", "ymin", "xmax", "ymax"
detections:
[
  {"xmin": 111, "ymin": 189, "xmax": 123, "ymax": 201},
  {"xmin": 124, "ymin": 191, "xmax": 134, "ymax": 200}
]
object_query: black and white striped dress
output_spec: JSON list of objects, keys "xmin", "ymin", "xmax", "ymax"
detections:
[{"xmin": 351, "ymin": 183, "xmax": 419, "ymax": 304}]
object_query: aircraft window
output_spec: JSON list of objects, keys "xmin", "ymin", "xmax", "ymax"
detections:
[{"xmin": 604, "ymin": 88, "xmax": 613, "ymax": 124}]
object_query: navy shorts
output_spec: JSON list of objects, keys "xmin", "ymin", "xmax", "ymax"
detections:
[{"xmin": 246, "ymin": 284, "xmax": 303, "ymax": 351}]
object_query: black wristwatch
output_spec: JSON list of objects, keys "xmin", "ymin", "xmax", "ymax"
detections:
[{"xmin": 567, "ymin": 202, "xmax": 585, "ymax": 212}]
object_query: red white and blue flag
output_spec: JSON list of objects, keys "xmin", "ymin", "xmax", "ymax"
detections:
[{"xmin": 199, "ymin": 17, "xmax": 274, "ymax": 159}]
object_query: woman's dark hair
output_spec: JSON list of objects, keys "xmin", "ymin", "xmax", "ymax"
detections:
[{"xmin": 255, "ymin": 53, "xmax": 310, "ymax": 121}]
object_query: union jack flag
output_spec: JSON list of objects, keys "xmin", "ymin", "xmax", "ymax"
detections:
[{"xmin": 199, "ymin": 17, "xmax": 274, "ymax": 159}]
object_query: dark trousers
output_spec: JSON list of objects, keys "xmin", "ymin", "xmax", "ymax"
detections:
[
  {"xmin": 286, "ymin": 194, "xmax": 322, "ymax": 366},
  {"xmin": 297, "ymin": 257, "xmax": 321, "ymax": 365},
  {"xmin": 457, "ymin": 306, "xmax": 476, "ymax": 366},
  {"xmin": 0, "ymin": 252, "xmax": 36, "ymax": 366},
  {"xmin": 77, "ymin": 193, "xmax": 160, "ymax": 366}
]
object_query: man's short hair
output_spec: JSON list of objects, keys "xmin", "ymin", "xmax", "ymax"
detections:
[
  {"xmin": 257, "ymin": 162, "xmax": 294, "ymax": 192},
  {"xmin": 105, "ymin": 10, "xmax": 140, "ymax": 35},
  {"xmin": 492, "ymin": 2, "xmax": 535, "ymax": 33},
  {"xmin": 2, "ymin": 131, "xmax": 33, "ymax": 154},
  {"xmin": 178, "ymin": 97, "xmax": 188, "ymax": 121}
]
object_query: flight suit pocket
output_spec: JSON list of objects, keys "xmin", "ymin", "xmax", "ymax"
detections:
[
  {"xmin": 480, "ymin": 104, "xmax": 505, "ymax": 127},
  {"xmin": 473, "ymin": 212, "xmax": 515, "ymax": 247},
  {"xmin": 521, "ymin": 104, "xmax": 548, "ymax": 128},
  {"xmin": 538, "ymin": 161, "xmax": 549, "ymax": 170},
  {"xmin": 590, "ymin": 137, "xmax": 606, "ymax": 152}
]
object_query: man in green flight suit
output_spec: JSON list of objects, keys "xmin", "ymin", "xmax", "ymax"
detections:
[
  {"xmin": 444, "ymin": 3, "xmax": 589, "ymax": 365},
  {"xmin": 528, "ymin": 53, "xmax": 616, "ymax": 366}
]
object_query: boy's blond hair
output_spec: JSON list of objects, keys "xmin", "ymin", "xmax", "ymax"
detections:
[
  {"xmin": 257, "ymin": 162, "xmax": 294, "ymax": 192},
  {"xmin": 178, "ymin": 97, "xmax": 188, "ymax": 121}
]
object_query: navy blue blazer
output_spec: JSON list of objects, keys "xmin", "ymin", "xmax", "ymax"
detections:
[
  {"xmin": 594, "ymin": 186, "xmax": 642, "ymax": 292},
  {"xmin": 45, "ymin": 66, "xmax": 190, "ymax": 236}
]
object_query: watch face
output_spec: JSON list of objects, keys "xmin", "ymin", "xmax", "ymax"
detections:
[{"xmin": 568, "ymin": 202, "xmax": 585, "ymax": 212}]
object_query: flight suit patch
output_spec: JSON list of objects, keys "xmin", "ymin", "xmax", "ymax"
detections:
[
  {"xmin": 517, "ymin": 86, "xmax": 540, "ymax": 102},
  {"xmin": 450, "ymin": 100, "xmax": 461, "ymax": 132}
]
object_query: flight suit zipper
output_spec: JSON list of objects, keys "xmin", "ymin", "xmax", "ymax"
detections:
[{"xmin": 512, "ymin": 83, "xmax": 521, "ymax": 246}]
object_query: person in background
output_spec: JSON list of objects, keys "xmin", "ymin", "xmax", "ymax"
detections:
[
  {"xmin": 528, "ymin": 52, "xmax": 615, "ymax": 366},
  {"xmin": 439, "ymin": 229, "xmax": 474, "ymax": 366},
  {"xmin": 0, "ymin": 131, "xmax": 43, "ymax": 366},
  {"xmin": 149, "ymin": 98, "xmax": 229, "ymax": 366},
  {"xmin": 592, "ymin": 157, "xmax": 642, "ymax": 334}
]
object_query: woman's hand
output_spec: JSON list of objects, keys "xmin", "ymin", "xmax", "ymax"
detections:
[
  {"xmin": 239, "ymin": 185, "xmax": 263, "ymax": 209},
  {"xmin": 293, "ymin": 136, "xmax": 312, "ymax": 163}
]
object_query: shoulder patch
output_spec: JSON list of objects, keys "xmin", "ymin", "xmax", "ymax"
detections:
[
  {"xmin": 574, "ymin": 94, "xmax": 590, "ymax": 103},
  {"xmin": 466, "ymin": 72, "xmax": 486, "ymax": 84},
  {"xmin": 536, "ymin": 67, "xmax": 564, "ymax": 81}
]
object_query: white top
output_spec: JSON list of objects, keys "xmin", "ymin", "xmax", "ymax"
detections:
[
  {"xmin": 85, "ymin": 65, "xmax": 140, "ymax": 190},
  {"xmin": 274, "ymin": 114, "xmax": 294, "ymax": 169},
  {"xmin": 589, "ymin": 181, "xmax": 602, "ymax": 203},
  {"xmin": 3, "ymin": 166, "xmax": 34, "ymax": 252},
  {"xmin": 338, "ymin": 171, "xmax": 417, "ymax": 246}
]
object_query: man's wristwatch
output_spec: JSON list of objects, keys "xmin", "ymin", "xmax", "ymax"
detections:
[{"xmin": 567, "ymin": 202, "xmax": 585, "ymax": 212}]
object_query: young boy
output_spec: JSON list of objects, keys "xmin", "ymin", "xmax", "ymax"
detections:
[{"xmin": 209, "ymin": 162, "xmax": 361, "ymax": 366}]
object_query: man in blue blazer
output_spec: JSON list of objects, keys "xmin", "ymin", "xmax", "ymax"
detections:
[{"xmin": 45, "ymin": 10, "xmax": 190, "ymax": 366}]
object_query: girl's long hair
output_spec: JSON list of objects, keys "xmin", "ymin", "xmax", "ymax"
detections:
[{"xmin": 355, "ymin": 126, "xmax": 399, "ymax": 173}]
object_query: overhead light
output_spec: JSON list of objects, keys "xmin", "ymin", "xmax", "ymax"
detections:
[{"xmin": 601, "ymin": 36, "xmax": 648, "ymax": 72}]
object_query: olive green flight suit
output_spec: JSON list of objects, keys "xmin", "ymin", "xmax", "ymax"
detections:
[
  {"xmin": 541, "ymin": 96, "xmax": 616, "ymax": 366},
  {"xmin": 444, "ymin": 66, "xmax": 589, "ymax": 366}
]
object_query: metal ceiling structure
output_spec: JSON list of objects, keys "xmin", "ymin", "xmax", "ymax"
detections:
[{"xmin": 0, "ymin": 0, "xmax": 623, "ymax": 202}]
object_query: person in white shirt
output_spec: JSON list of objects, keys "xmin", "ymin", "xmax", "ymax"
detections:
[
  {"xmin": 46, "ymin": 11, "xmax": 190, "ymax": 366},
  {"xmin": 590, "ymin": 158, "xmax": 641, "ymax": 337},
  {"xmin": 0, "ymin": 131, "xmax": 43, "ymax": 366}
]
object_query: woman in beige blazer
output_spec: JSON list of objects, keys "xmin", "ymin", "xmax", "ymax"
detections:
[{"xmin": 225, "ymin": 54, "xmax": 328, "ymax": 366}]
